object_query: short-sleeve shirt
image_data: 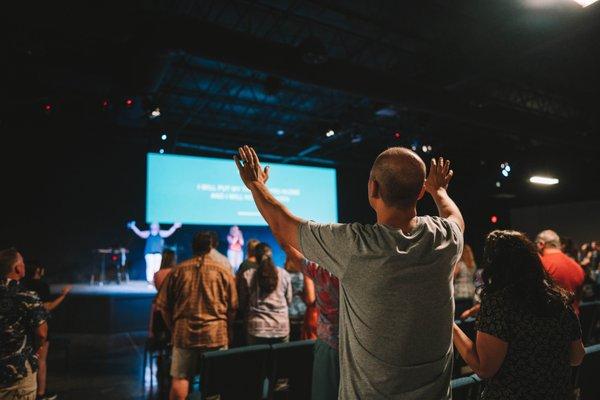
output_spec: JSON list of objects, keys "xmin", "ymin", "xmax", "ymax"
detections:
[
  {"xmin": 0, "ymin": 280, "xmax": 48, "ymax": 387},
  {"xmin": 239, "ymin": 268, "xmax": 292, "ymax": 338},
  {"xmin": 541, "ymin": 251, "xmax": 585, "ymax": 311},
  {"xmin": 476, "ymin": 288, "xmax": 582, "ymax": 400},
  {"xmin": 298, "ymin": 216, "xmax": 463, "ymax": 400},
  {"xmin": 155, "ymin": 252, "xmax": 238, "ymax": 350}
]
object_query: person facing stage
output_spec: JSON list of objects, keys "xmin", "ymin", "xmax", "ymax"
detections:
[
  {"xmin": 128, "ymin": 221, "xmax": 182, "ymax": 283},
  {"xmin": 227, "ymin": 225, "xmax": 244, "ymax": 274}
]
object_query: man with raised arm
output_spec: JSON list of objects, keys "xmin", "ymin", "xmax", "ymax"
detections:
[
  {"xmin": 128, "ymin": 221, "xmax": 182, "ymax": 283},
  {"xmin": 235, "ymin": 146, "xmax": 464, "ymax": 400}
]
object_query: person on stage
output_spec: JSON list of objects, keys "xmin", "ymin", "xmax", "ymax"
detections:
[
  {"xmin": 227, "ymin": 225, "xmax": 244, "ymax": 273},
  {"xmin": 128, "ymin": 221, "xmax": 182, "ymax": 282}
]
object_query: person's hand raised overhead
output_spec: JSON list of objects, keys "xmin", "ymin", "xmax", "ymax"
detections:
[
  {"xmin": 234, "ymin": 145, "xmax": 270, "ymax": 188},
  {"xmin": 425, "ymin": 157, "xmax": 454, "ymax": 194}
]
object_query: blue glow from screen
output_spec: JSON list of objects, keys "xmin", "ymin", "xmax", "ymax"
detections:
[{"xmin": 146, "ymin": 153, "xmax": 338, "ymax": 226}]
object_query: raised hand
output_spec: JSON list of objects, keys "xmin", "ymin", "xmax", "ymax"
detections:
[
  {"xmin": 61, "ymin": 285, "xmax": 73, "ymax": 296},
  {"xmin": 425, "ymin": 157, "xmax": 454, "ymax": 194},
  {"xmin": 174, "ymin": 222, "xmax": 182, "ymax": 229},
  {"xmin": 127, "ymin": 221, "xmax": 136, "ymax": 229},
  {"xmin": 234, "ymin": 145, "xmax": 270, "ymax": 188}
]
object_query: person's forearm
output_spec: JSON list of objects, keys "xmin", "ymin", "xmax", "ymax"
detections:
[
  {"xmin": 431, "ymin": 188, "xmax": 464, "ymax": 231},
  {"xmin": 248, "ymin": 181, "xmax": 302, "ymax": 247},
  {"xmin": 453, "ymin": 324, "xmax": 483, "ymax": 374},
  {"xmin": 44, "ymin": 294, "xmax": 67, "ymax": 311}
]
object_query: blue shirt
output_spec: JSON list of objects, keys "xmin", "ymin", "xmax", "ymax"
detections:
[{"xmin": 145, "ymin": 234, "xmax": 164, "ymax": 254}]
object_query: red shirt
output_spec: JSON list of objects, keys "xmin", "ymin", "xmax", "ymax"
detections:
[{"xmin": 541, "ymin": 250, "xmax": 584, "ymax": 311}]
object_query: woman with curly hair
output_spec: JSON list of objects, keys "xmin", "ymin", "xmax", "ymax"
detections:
[{"xmin": 453, "ymin": 230, "xmax": 585, "ymax": 399}]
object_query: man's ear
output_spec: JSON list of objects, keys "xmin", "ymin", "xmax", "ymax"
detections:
[
  {"xmin": 417, "ymin": 184, "xmax": 426, "ymax": 201},
  {"xmin": 369, "ymin": 178, "xmax": 381, "ymax": 200}
]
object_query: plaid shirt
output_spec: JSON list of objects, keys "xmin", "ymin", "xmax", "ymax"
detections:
[
  {"xmin": 155, "ymin": 253, "xmax": 238, "ymax": 349},
  {"xmin": 0, "ymin": 280, "xmax": 48, "ymax": 387}
]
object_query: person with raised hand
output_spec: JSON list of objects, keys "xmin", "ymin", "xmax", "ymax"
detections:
[{"xmin": 234, "ymin": 145, "xmax": 464, "ymax": 400}]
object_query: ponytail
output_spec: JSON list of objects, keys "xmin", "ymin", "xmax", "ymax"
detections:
[{"xmin": 254, "ymin": 243, "xmax": 278, "ymax": 295}]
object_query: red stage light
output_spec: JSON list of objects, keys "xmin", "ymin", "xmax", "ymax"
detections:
[
  {"xmin": 394, "ymin": 132, "xmax": 401, "ymax": 139},
  {"xmin": 125, "ymin": 98, "xmax": 133, "ymax": 107},
  {"xmin": 491, "ymin": 215, "xmax": 498, "ymax": 224},
  {"xmin": 43, "ymin": 104, "xmax": 52, "ymax": 112},
  {"xmin": 102, "ymin": 99, "xmax": 110, "ymax": 108}
]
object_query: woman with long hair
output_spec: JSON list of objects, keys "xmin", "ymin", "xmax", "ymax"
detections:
[
  {"xmin": 454, "ymin": 244, "xmax": 477, "ymax": 317},
  {"xmin": 238, "ymin": 243, "xmax": 292, "ymax": 344},
  {"xmin": 453, "ymin": 230, "xmax": 585, "ymax": 399},
  {"xmin": 153, "ymin": 249, "xmax": 177, "ymax": 291}
]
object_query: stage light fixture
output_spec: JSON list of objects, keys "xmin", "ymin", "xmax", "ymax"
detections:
[
  {"xmin": 427, "ymin": 145, "xmax": 432, "ymax": 152},
  {"xmin": 394, "ymin": 132, "xmax": 401, "ymax": 139},
  {"xmin": 43, "ymin": 104, "xmax": 52, "ymax": 112},
  {"xmin": 277, "ymin": 130, "xmax": 285, "ymax": 136},
  {"xmin": 101, "ymin": 99, "xmax": 110, "ymax": 109},
  {"xmin": 572, "ymin": 0, "xmax": 598, "ymax": 6},
  {"xmin": 150, "ymin": 107, "xmax": 161, "ymax": 118},
  {"xmin": 491, "ymin": 215, "xmax": 498, "ymax": 224},
  {"xmin": 125, "ymin": 98, "xmax": 134, "ymax": 107},
  {"xmin": 161, "ymin": 134, "xmax": 167, "ymax": 141},
  {"xmin": 501, "ymin": 170, "xmax": 509, "ymax": 177},
  {"xmin": 529, "ymin": 176, "xmax": 559, "ymax": 185},
  {"xmin": 326, "ymin": 130, "xmax": 335, "ymax": 138},
  {"xmin": 496, "ymin": 181, "xmax": 501, "ymax": 188}
]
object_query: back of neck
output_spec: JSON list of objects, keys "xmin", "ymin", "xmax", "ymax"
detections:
[{"xmin": 376, "ymin": 206, "xmax": 418, "ymax": 233}]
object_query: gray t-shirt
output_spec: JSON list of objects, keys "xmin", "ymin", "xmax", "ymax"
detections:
[{"xmin": 298, "ymin": 215, "xmax": 463, "ymax": 400}]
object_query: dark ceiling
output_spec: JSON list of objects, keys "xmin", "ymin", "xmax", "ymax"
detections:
[{"xmin": 3, "ymin": 0, "xmax": 600, "ymax": 204}]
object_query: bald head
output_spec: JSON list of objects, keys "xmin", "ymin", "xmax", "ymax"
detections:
[
  {"xmin": 536, "ymin": 229, "xmax": 561, "ymax": 249},
  {"xmin": 370, "ymin": 147, "xmax": 426, "ymax": 209}
]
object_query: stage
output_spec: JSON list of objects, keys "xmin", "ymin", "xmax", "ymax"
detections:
[{"xmin": 50, "ymin": 281, "xmax": 157, "ymax": 334}]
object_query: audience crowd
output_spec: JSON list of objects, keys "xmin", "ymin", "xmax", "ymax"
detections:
[{"xmin": 1, "ymin": 145, "xmax": 597, "ymax": 400}]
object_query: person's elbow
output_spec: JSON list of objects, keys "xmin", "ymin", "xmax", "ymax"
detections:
[
  {"xmin": 570, "ymin": 340, "xmax": 586, "ymax": 366},
  {"xmin": 36, "ymin": 323, "xmax": 48, "ymax": 342},
  {"xmin": 475, "ymin": 364, "xmax": 499, "ymax": 379}
]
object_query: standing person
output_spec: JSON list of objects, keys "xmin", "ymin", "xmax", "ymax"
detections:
[
  {"xmin": 128, "ymin": 221, "xmax": 182, "ymax": 283},
  {"xmin": 238, "ymin": 243, "xmax": 292, "ymax": 345},
  {"xmin": 234, "ymin": 146, "xmax": 464, "ymax": 399},
  {"xmin": 536, "ymin": 230, "xmax": 585, "ymax": 313},
  {"xmin": 454, "ymin": 244, "xmax": 477, "ymax": 318},
  {"xmin": 155, "ymin": 232, "xmax": 238, "ymax": 400},
  {"xmin": 0, "ymin": 248, "xmax": 49, "ymax": 400},
  {"xmin": 236, "ymin": 239, "xmax": 260, "ymax": 278},
  {"xmin": 22, "ymin": 262, "xmax": 71, "ymax": 400},
  {"xmin": 288, "ymin": 247, "xmax": 340, "ymax": 400},
  {"xmin": 227, "ymin": 226, "xmax": 244, "ymax": 274},
  {"xmin": 208, "ymin": 231, "xmax": 231, "ymax": 267},
  {"xmin": 453, "ymin": 230, "xmax": 585, "ymax": 399},
  {"xmin": 285, "ymin": 257, "xmax": 306, "ymax": 321},
  {"xmin": 153, "ymin": 249, "xmax": 177, "ymax": 292}
]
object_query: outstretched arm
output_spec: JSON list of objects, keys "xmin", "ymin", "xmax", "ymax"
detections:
[
  {"xmin": 129, "ymin": 222, "xmax": 150, "ymax": 239},
  {"xmin": 234, "ymin": 146, "xmax": 303, "ymax": 248},
  {"xmin": 44, "ymin": 285, "xmax": 71, "ymax": 311},
  {"xmin": 160, "ymin": 222, "xmax": 182, "ymax": 238},
  {"xmin": 425, "ymin": 157, "xmax": 465, "ymax": 232}
]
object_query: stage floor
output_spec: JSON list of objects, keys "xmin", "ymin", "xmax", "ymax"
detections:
[
  {"xmin": 50, "ymin": 280, "xmax": 157, "ymax": 296},
  {"xmin": 49, "ymin": 281, "xmax": 156, "ymax": 334}
]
